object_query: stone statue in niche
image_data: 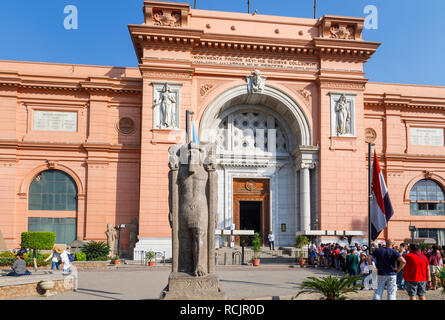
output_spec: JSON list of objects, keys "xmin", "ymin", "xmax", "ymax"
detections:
[
  {"xmin": 335, "ymin": 94, "xmax": 351, "ymax": 135},
  {"xmin": 154, "ymin": 83, "xmax": 177, "ymax": 129},
  {"xmin": 161, "ymin": 142, "xmax": 225, "ymax": 299},
  {"xmin": 105, "ymin": 224, "xmax": 117, "ymax": 257},
  {"xmin": 246, "ymin": 70, "xmax": 266, "ymax": 94}
]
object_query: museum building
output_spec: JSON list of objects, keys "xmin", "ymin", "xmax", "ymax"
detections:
[{"xmin": 0, "ymin": 1, "xmax": 444, "ymax": 257}]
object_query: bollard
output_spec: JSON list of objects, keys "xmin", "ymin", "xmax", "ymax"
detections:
[
  {"xmin": 241, "ymin": 241, "xmax": 246, "ymax": 265},
  {"xmin": 224, "ymin": 252, "xmax": 228, "ymax": 265},
  {"xmin": 215, "ymin": 251, "xmax": 218, "ymax": 266}
]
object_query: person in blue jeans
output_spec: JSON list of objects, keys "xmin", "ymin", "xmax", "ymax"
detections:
[
  {"xmin": 7, "ymin": 253, "xmax": 31, "ymax": 276},
  {"xmin": 371, "ymin": 239, "xmax": 406, "ymax": 300},
  {"xmin": 44, "ymin": 247, "xmax": 62, "ymax": 271},
  {"xmin": 396, "ymin": 243, "xmax": 407, "ymax": 289}
]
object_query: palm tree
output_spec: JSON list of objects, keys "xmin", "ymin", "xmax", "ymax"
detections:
[{"xmin": 295, "ymin": 274, "xmax": 363, "ymax": 300}]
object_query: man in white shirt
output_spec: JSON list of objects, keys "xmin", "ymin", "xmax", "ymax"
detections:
[{"xmin": 267, "ymin": 232, "xmax": 275, "ymax": 250}]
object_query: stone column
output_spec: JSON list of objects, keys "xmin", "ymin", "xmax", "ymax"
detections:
[{"xmin": 300, "ymin": 163, "xmax": 314, "ymax": 232}]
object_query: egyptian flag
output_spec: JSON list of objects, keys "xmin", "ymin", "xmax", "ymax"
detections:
[{"xmin": 370, "ymin": 151, "xmax": 394, "ymax": 241}]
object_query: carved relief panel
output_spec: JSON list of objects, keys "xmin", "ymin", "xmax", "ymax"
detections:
[
  {"xmin": 330, "ymin": 93, "xmax": 356, "ymax": 137},
  {"xmin": 153, "ymin": 82, "xmax": 182, "ymax": 130}
]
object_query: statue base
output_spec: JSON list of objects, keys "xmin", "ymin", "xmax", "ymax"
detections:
[{"xmin": 160, "ymin": 272, "xmax": 227, "ymax": 300}]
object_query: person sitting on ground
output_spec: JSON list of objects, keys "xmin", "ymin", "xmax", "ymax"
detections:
[{"xmin": 7, "ymin": 252, "xmax": 31, "ymax": 276}]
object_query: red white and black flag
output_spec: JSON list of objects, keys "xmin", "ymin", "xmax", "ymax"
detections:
[{"xmin": 370, "ymin": 151, "xmax": 394, "ymax": 240}]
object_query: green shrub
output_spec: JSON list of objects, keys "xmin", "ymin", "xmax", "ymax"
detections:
[
  {"xmin": 0, "ymin": 257, "xmax": 50, "ymax": 267},
  {"xmin": 75, "ymin": 252, "xmax": 87, "ymax": 261},
  {"xmin": 81, "ymin": 241, "xmax": 110, "ymax": 261},
  {"xmin": 295, "ymin": 235, "xmax": 310, "ymax": 249},
  {"xmin": 93, "ymin": 256, "xmax": 110, "ymax": 261},
  {"xmin": 0, "ymin": 252, "xmax": 16, "ymax": 258},
  {"xmin": 25, "ymin": 258, "xmax": 50, "ymax": 267},
  {"xmin": 21, "ymin": 232, "xmax": 56, "ymax": 251},
  {"xmin": 146, "ymin": 250, "xmax": 155, "ymax": 261},
  {"xmin": 0, "ymin": 257, "xmax": 16, "ymax": 266},
  {"xmin": 251, "ymin": 233, "xmax": 262, "ymax": 259}
]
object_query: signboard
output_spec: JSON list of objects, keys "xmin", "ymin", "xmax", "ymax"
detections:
[
  {"xmin": 33, "ymin": 111, "xmax": 77, "ymax": 132},
  {"xmin": 410, "ymin": 127, "xmax": 444, "ymax": 146}
]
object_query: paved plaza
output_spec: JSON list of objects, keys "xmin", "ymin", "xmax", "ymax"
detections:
[{"xmin": 16, "ymin": 264, "xmax": 444, "ymax": 300}]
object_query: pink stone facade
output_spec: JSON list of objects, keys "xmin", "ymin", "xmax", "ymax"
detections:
[{"xmin": 0, "ymin": 1, "xmax": 444, "ymax": 253}]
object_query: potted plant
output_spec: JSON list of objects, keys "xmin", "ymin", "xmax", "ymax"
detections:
[
  {"xmin": 298, "ymin": 252, "xmax": 306, "ymax": 267},
  {"xmin": 146, "ymin": 250, "xmax": 155, "ymax": 266},
  {"xmin": 295, "ymin": 235, "xmax": 310, "ymax": 249},
  {"xmin": 111, "ymin": 256, "xmax": 119, "ymax": 265},
  {"xmin": 251, "ymin": 233, "xmax": 262, "ymax": 266}
]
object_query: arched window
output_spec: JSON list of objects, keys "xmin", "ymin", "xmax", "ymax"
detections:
[
  {"xmin": 409, "ymin": 179, "xmax": 445, "ymax": 216},
  {"xmin": 28, "ymin": 170, "xmax": 77, "ymax": 211}
]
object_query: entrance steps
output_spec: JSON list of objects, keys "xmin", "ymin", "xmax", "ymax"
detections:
[{"xmin": 215, "ymin": 246, "xmax": 306, "ymax": 265}]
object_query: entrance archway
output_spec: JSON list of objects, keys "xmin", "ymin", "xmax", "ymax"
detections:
[{"xmin": 198, "ymin": 84, "xmax": 317, "ymax": 247}]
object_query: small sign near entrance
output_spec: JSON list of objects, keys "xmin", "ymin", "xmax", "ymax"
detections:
[{"xmin": 281, "ymin": 224, "xmax": 286, "ymax": 232}]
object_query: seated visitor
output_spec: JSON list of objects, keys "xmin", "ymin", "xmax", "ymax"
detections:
[{"xmin": 7, "ymin": 252, "xmax": 31, "ymax": 276}]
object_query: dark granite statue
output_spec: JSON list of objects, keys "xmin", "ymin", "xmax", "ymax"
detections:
[{"xmin": 161, "ymin": 142, "xmax": 225, "ymax": 300}]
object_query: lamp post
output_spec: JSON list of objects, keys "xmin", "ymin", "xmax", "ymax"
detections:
[
  {"xmin": 409, "ymin": 225, "xmax": 416, "ymax": 245},
  {"xmin": 115, "ymin": 224, "xmax": 126, "ymax": 258}
]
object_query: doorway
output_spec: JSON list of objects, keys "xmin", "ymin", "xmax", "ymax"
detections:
[
  {"xmin": 240, "ymin": 201, "xmax": 262, "ymax": 234},
  {"xmin": 233, "ymin": 178, "xmax": 270, "ymax": 245}
]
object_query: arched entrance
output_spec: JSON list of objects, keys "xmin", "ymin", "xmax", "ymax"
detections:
[
  {"xmin": 199, "ymin": 85, "xmax": 318, "ymax": 247},
  {"xmin": 28, "ymin": 169, "xmax": 78, "ymax": 245}
]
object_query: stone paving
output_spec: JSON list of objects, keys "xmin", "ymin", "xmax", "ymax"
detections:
[{"xmin": 14, "ymin": 264, "xmax": 444, "ymax": 300}]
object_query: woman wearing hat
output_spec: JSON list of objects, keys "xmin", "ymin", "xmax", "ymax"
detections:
[{"xmin": 45, "ymin": 246, "xmax": 62, "ymax": 271}]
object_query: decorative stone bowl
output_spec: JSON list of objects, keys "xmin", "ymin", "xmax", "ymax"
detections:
[{"xmin": 38, "ymin": 280, "xmax": 55, "ymax": 291}]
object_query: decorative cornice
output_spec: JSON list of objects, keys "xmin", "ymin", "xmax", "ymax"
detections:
[
  {"xmin": 0, "ymin": 75, "xmax": 142, "ymax": 94},
  {"xmin": 317, "ymin": 77, "xmax": 368, "ymax": 90}
]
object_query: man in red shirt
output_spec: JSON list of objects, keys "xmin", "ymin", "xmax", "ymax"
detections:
[{"xmin": 403, "ymin": 243, "xmax": 431, "ymax": 300}]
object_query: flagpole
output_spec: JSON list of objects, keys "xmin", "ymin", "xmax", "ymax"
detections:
[
  {"xmin": 186, "ymin": 110, "xmax": 191, "ymax": 144},
  {"xmin": 368, "ymin": 143, "xmax": 375, "ymax": 253}
]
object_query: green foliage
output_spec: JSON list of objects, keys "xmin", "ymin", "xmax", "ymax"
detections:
[
  {"xmin": 417, "ymin": 242, "xmax": 430, "ymax": 252},
  {"xmin": 295, "ymin": 274, "xmax": 363, "ymax": 300},
  {"xmin": 0, "ymin": 252, "xmax": 16, "ymax": 258},
  {"xmin": 0, "ymin": 257, "xmax": 50, "ymax": 267},
  {"xmin": 251, "ymin": 233, "xmax": 262, "ymax": 258},
  {"xmin": 21, "ymin": 232, "xmax": 56, "ymax": 250},
  {"xmin": 75, "ymin": 252, "xmax": 87, "ymax": 261},
  {"xmin": 435, "ymin": 267, "xmax": 445, "ymax": 295},
  {"xmin": 0, "ymin": 257, "xmax": 16, "ymax": 266},
  {"xmin": 295, "ymin": 235, "xmax": 310, "ymax": 249},
  {"xmin": 146, "ymin": 250, "xmax": 155, "ymax": 261},
  {"xmin": 81, "ymin": 241, "xmax": 110, "ymax": 261}
]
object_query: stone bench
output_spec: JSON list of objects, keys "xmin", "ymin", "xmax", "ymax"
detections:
[{"xmin": 0, "ymin": 272, "xmax": 73, "ymax": 300}]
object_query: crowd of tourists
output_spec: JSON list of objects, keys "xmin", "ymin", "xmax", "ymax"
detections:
[{"xmin": 308, "ymin": 240, "xmax": 445, "ymax": 300}]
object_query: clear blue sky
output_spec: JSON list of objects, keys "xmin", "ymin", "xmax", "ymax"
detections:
[{"xmin": 0, "ymin": 0, "xmax": 444, "ymax": 86}]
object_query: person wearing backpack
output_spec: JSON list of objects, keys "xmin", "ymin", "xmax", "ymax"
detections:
[{"xmin": 403, "ymin": 243, "xmax": 431, "ymax": 300}]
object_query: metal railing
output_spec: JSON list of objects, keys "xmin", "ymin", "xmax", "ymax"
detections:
[{"xmin": 134, "ymin": 250, "xmax": 166, "ymax": 265}]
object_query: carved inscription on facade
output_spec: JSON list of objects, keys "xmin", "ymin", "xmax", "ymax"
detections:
[
  {"xmin": 33, "ymin": 111, "xmax": 77, "ymax": 132},
  {"xmin": 192, "ymin": 54, "xmax": 319, "ymax": 71},
  {"xmin": 410, "ymin": 128, "xmax": 444, "ymax": 146}
]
